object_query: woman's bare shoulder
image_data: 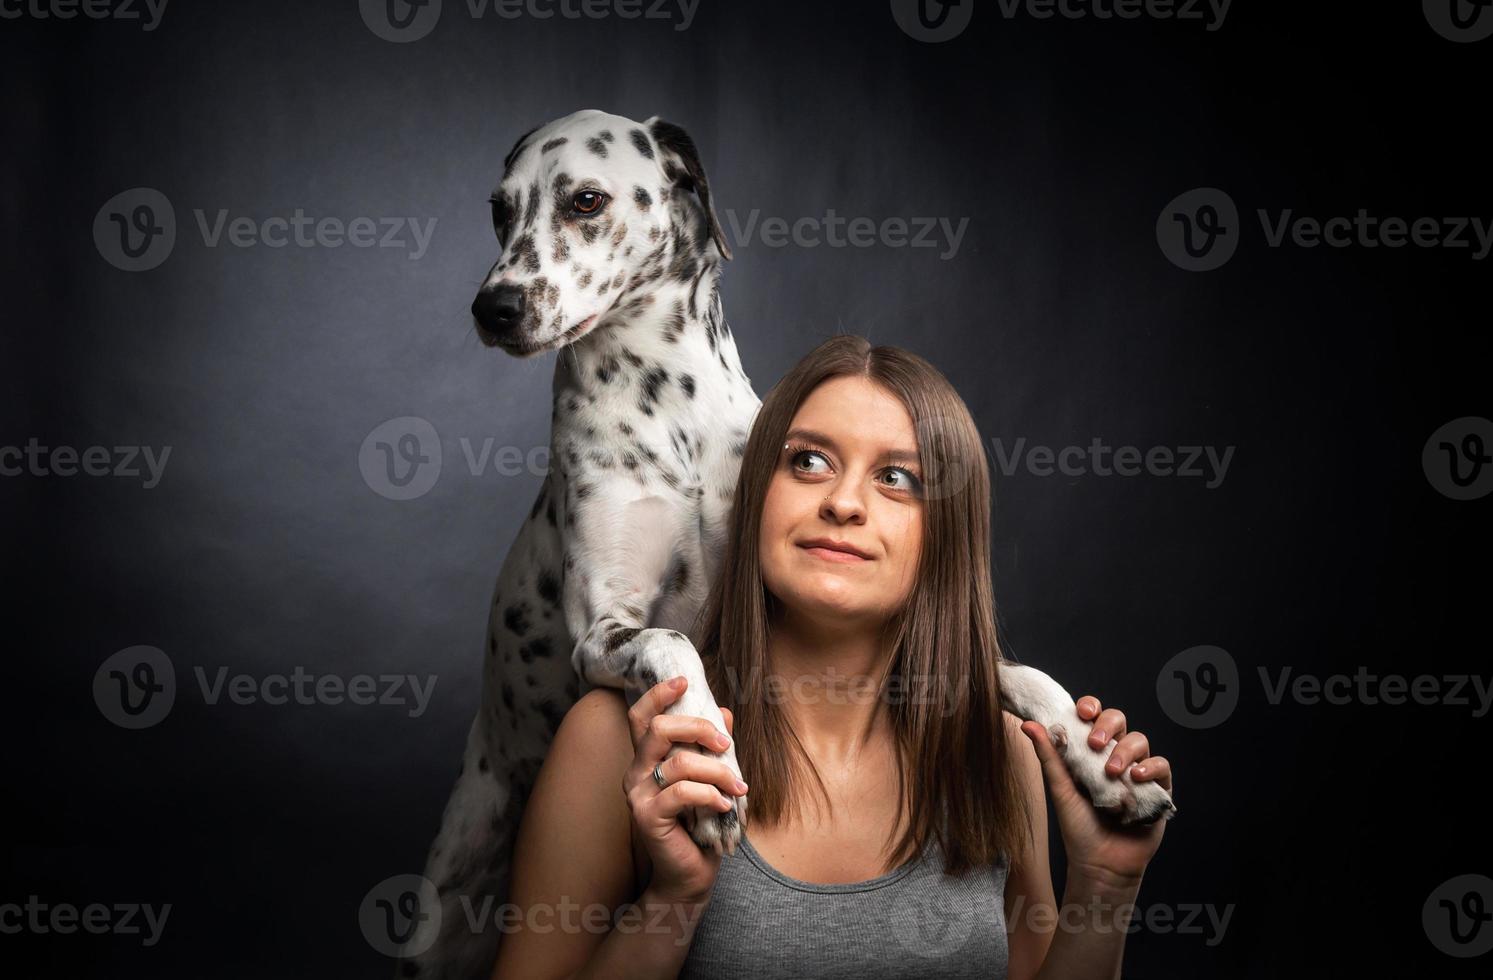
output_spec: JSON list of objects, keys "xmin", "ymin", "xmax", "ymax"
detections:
[
  {"xmin": 540, "ymin": 688, "xmax": 634, "ymax": 784},
  {"xmin": 561, "ymin": 687, "xmax": 630, "ymax": 740}
]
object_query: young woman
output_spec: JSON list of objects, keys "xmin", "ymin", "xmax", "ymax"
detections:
[{"xmin": 490, "ymin": 334, "xmax": 1175, "ymax": 979}]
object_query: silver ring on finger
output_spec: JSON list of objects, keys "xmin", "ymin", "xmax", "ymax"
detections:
[{"xmin": 652, "ymin": 760, "xmax": 669, "ymax": 790}]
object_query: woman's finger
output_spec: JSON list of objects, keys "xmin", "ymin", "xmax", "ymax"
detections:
[
  {"xmin": 1088, "ymin": 707, "xmax": 1128, "ymax": 748},
  {"xmin": 719, "ymin": 706, "xmax": 734, "ymax": 736},
  {"xmin": 1131, "ymin": 755, "xmax": 1172, "ymax": 791},
  {"xmin": 646, "ymin": 780, "xmax": 736, "ymax": 823},
  {"xmin": 626, "ymin": 675, "xmax": 687, "ymax": 743},
  {"xmin": 656, "ymin": 750, "xmax": 749, "ymax": 799},
  {"xmin": 1076, "ymin": 695, "xmax": 1102, "ymax": 720},
  {"xmin": 635, "ymin": 713, "xmax": 732, "ymax": 770},
  {"xmin": 1105, "ymin": 730, "xmax": 1151, "ymax": 776},
  {"xmin": 1018, "ymin": 721, "xmax": 1081, "ymax": 802}
]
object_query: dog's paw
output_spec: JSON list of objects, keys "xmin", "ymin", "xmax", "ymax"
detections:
[
  {"xmin": 1051, "ymin": 723, "xmax": 1177, "ymax": 827},
  {"xmin": 665, "ymin": 684, "xmax": 747, "ymax": 856}
]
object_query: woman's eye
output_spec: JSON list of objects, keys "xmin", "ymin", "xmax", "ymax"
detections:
[
  {"xmin": 789, "ymin": 450, "xmax": 829, "ymax": 474},
  {"xmin": 572, "ymin": 191, "xmax": 608, "ymax": 215},
  {"xmin": 881, "ymin": 467, "xmax": 922, "ymax": 492}
]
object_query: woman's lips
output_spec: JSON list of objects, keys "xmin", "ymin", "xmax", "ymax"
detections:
[{"xmin": 801, "ymin": 546, "xmax": 868, "ymax": 563}]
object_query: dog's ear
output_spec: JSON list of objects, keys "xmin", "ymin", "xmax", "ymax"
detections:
[
  {"xmin": 645, "ymin": 116, "xmax": 732, "ymax": 261},
  {"xmin": 502, "ymin": 124, "xmax": 543, "ymax": 176}
]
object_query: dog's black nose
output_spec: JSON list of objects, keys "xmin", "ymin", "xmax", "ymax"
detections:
[{"xmin": 472, "ymin": 283, "xmax": 526, "ymax": 334}]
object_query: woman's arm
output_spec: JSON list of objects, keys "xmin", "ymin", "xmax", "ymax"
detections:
[
  {"xmin": 490, "ymin": 689, "xmax": 711, "ymax": 980},
  {"xmin": 1001, "ymin": 710, "xmax": 1141, "ymax": 980}
]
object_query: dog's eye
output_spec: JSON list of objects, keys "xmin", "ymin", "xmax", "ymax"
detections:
[
  {"xmin": 572, "ymin": 191, "xmax": 608, "ymax": 215},
  {"xmin": 489, "ymin": 199, "xmax": 509, "ymax": 242}
]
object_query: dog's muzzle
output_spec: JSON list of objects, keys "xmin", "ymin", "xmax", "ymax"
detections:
[{"xmin": 471, "ymin": 283, "xmax": 526, "ymax": 342}]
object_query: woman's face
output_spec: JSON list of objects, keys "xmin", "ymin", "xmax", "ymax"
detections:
[{"xmin": 758, "ymin": 376, "xmax": 925, "ymax": 631}]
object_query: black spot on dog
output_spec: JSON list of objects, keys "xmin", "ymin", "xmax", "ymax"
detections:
[
  {"xmin": 513, "ymin": 233, "xmax": 540, "ymax": 273},
  {"xmin": 634, "ymin": 186, "xmax": 652, "ymax": 211},
  {"xmin": 501, "ymin": 681, "xmax": 515, "ymax": 711},
  {"xmin": 518, "ymin": 637, "xmax": 552, "ymax": 664},
  {"xmin": 586, "ymin": 137, "xmax": 609, "ymax": 158},
  {"xmin": 478, "ymin": 756, "xmax": 489, "ymax": 773},
  {"xmin": 576, "ymin": 482, "xmax": 594, "ymax": 499},
  {"xmin": 537, "ymin": 570, "xmax": 561, "ymax": 606},
  {"xmin": 523, "ymin": 180, "xmax": 541, "ymax": 228},
  {"xmin": 537, "ymin": 699, "xmax": 567, "ymax": 735},
  {"xmin": 546, "ymin": 498, "xmax": 557, "ymax": 526},
  {"xmin": 541, "ymin": 137, "xmax": 568, "ymax": 153},
  {"xmin": 630, "ymin": 129, "xmax": 654, "ymax": 159},
  {"xmin": 639, "ymin": 365, "xmax": 670, "ymax": 415},
  {"xmin": 678, "ymin": 374, "xmax": 695, "ymax": 398},
  {"xmin": 605, "ymin": 626, "xmax": 641, "ymax": 653},
  {"xmin": 667, "ymin": 556, "xmax": 690, "ymax": 594},
  {"xmin": 619, "ymin": 421, "xmax": 634, "ymax": 436},
  {"xmin": 504, "ymin": 604, "xmax": 532, "ymax": 637},
  {"xmin": 598, "ymin": 129, "xmax": 615, "ymax": 143}
]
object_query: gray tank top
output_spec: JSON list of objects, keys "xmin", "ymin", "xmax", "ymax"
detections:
[{"xmin": 677, "ymin": 831, "xmax": 1010, "ymax": 979}]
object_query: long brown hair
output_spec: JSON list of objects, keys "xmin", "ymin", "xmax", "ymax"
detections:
[{"xmin": 692, "ymin": 333, "xmax": 1031, "ymax": 877}]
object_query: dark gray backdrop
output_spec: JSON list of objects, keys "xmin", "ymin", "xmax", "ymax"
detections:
[{"xmin": 4, "ymin": 1, "xmax": 1489, "ymax": 977}]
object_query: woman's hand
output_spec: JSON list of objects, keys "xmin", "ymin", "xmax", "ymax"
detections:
[
  {"xmin": 623, "ymin": 675, "xmax": 747, "ymax": 905},
  {"xmin": 1019, "ymin": 695, "xmax": 1173, "ymax": 886}
]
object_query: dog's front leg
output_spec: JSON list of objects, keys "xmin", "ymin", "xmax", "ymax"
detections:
[
  {"xmin": 998, "ymin": 662, "xmax": 1177, "ymax": 826},
  {"xmin": 563, "ymin": 490, "xmax": 746, "ymax": 855}
]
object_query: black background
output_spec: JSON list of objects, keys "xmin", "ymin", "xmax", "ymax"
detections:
[{"xmin": 3, "ymin": 0, "xmax": 1488, "ymax": 976}]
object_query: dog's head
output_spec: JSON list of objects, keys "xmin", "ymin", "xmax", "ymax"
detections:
[{"xmin": 471, "ymin": 109, "xmax": 731, "ymax": 357}]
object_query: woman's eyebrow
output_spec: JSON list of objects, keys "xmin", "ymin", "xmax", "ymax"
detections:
[{"xmin": 784, "ymin": 427, "xmax": 920, "ymax": 465}]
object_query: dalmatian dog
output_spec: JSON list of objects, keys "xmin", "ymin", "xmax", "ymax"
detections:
[{"xmin": 398, "ymin": 109, "xmax": 1175, "ymax": 979}]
